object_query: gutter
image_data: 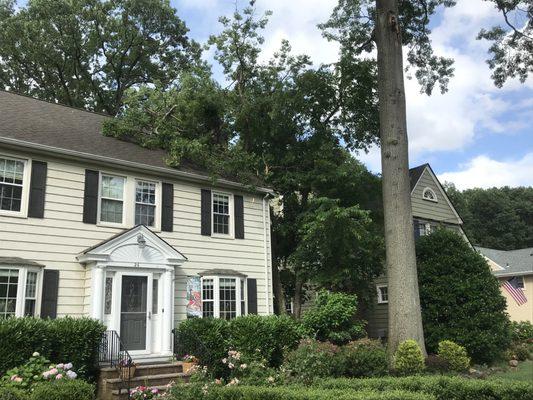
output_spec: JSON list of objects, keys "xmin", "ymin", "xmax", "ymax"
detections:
[
  {"xmin": 0, "ymin": 136, "xmax": 274, "ymax": 194},
  {"xmin": 494, "ymin": 271, "xmax": 533, "ymax": 278},
  {"xmin": 262, "ymin": 193, "xmax": 273, "ymax": 314}
]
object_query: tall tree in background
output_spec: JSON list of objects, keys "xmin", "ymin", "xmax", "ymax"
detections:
[
  {"xmin": 0, "ymin": 0, "xmax": 202, "ymax": 114},
  {"xmin": 322, "ymin": 0, "xmax": 456, "ymax": 355}
]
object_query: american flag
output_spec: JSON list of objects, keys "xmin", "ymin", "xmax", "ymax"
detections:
[{"xmin": 502, "ymin": 277, "xmax": 528, "ymax": 306}]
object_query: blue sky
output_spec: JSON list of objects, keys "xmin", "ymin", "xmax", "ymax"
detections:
[{"xmin": 172, "ymin": 0, "xmax": 532, "ymax": 189}]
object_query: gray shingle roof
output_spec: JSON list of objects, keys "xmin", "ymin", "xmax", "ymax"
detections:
[
  {"xmin": 0, "ymin": 256, "xmax": 45, "ymax": 267},
  {"xmin": 476, "ymin": 246, "xmax": 533, "ymax": 276},
  {"xmin": 409, "ymin": 163, "xmax": 428, "ymax": 191}
]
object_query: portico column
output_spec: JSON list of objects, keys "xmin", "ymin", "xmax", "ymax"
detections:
[
  {"xmin": 90, "ymin": 265, "xmax": 105, "ymax": 321},
  {"xmin": 161, "ymin": 267, "xmax": 175, "ymax": 353}
]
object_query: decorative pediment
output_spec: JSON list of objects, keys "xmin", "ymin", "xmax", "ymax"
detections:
[{"xmin": 77, "ymin": 225, "xmax": 187, "ymax": 267}]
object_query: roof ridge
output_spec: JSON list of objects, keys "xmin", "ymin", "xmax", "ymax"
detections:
[{"xmin": 0, "ymin": 89, "xmax": 111, "ymax": 118}]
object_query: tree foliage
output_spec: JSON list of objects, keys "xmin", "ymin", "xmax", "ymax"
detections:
[
  {"xmin": 445, "ymin": 183, "xmax": 533, "ymax": 250},
  {"xmin": 416, "ymin": 229, "xmax": 510, "ymax": 364},
  {"xmin": 0, "ymin": 0, "xmax": 202, "ymax": 114},
  {"xmin": 478, "ymin": 0, "xmax": 533, "ymax": 87}
]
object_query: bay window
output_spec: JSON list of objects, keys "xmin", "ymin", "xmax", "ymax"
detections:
[
  {"xmin": 201, "ymin": 276, "xmax": 246, "ymax": 319},
  {"xmin": 0, "ymin": 267, "xmax": 41, "ymax": 318},
  {"xmin": 0, "ymin": 157, "xmax": 26, "ymax": 214},
  {"xmin": 99, "ymin": 174, "xmax": 125, "ymax": 224}
]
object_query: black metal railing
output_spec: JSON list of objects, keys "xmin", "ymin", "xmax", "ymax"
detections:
[{"xmin": 99, "ymin": 330, "xmax": 133, "ymax": 399}]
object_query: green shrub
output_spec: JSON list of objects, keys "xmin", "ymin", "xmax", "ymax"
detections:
[
  {"xmin": 341, "ymin": 339, "xmax": 388, "ymax": 377},
  {"xmin": 508, "ymin": 343, "xmax": 531, "ymax": 361},
  {"xmin": 393, "ymin": 340, "xmax": 425, "ymax": 376},
  {"xmin": 228, "ymin": 315, "xmax": 304, "ymax": 367},
  {"xmin": 283, "ymin": 339, "xmax": 343, "ymax": 383},
  {"xmin": 510, "ymin": 321, "xmax": 533, "ymax": 343},
  {"xmin": 0, "ymin": 317, "xmax": 105, "ymax": 380},
  {"xmin": 0, "ymin": 386, "xmax": 29, "ymax": 400},
  {"xmin": 174, "ymin": 318, "xmax": 230, "ymax": 378},
  {"xmin": 29, "ymin": 380, "xmax": 95, "ymax": 400},
  {"xmin": 437, "ymin": 341, "xmax": 470, "ymax": 372},
  {"xmin": 424, "ymin": 355, "xmax": 449, "ymax": 373},
  {"xmin": 317, "ymin": 376, "xmax": 533, "ymax": 400},
  {"xmin": 1, "ymin": 353, "xmax": 50, "ymax": 391},
  {"xmin": 302, "ymin": 290, "xmax": 365, "ymax": 345},
  {"xmin": 168, "ymin": 383, "xmax": 436, "ymax": 400},
  {"xmin": 416, "ymin": 230, "xmax": 511, "ymax": 364}
]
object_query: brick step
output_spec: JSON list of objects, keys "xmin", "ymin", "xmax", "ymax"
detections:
[{"xmin": 104, "ymin": 372, "xmax": 187, "ymax": 391}]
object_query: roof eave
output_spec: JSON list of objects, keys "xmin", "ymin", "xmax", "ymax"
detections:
[{"xmin": 0, "ymin": 136, "xmax": 274, "ymax": 195}]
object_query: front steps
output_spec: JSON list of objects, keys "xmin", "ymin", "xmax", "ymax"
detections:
[{"xmin": 97, "ymin": 362, "xmax": 189, "ymax": 400}]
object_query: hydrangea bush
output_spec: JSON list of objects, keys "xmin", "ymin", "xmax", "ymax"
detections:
[{"xmin": 130, "ymin": 385, "xmax": 161, "ymax": 399}]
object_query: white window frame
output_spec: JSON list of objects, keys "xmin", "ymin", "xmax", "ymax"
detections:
[
  {"xmin": 98, "ymin": 172, "xmax": 127, "ymax": 227},
  {"xmin": 211, "ymin": 191, "xmax": 234, "ymax": 238},
  {"xmin": 0, "ymin": 154, "xmax": 31, "ymax": 218},
  {"xmin": 376, "ymin": 284, "xmax": 388, "ymax": 304},
  {"xmin": 0, "ymin": 266, "xmax": 42, "ymax": 318},
  {"xmin": 134, "ymin": 179, "xmax": 160, "ymax": 229},
  {"xmin": 200, "ymin": 276, "xmax": 246, "ymax": 319},
  {"xmin": 422, "ymin": 187, "xmax": 438, "ymax": 203}
]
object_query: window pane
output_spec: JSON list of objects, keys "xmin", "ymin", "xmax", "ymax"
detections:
[
  {"xmin": 25, "ymin": 271, "xmax": 37, "ymax": 298},
  {"xmin": 0, "ymin": 269, "xmax": 18, "ymax": 318},
  {"xmin": 136, "ymin": 181, "xmax": 156, "ymax": 204},
  {"xmin": 104, "ymin": 277, "xmax": 113, "ymax": 315},
  {"xmin": 202, "ymin": 279, "xmax": 214, "ymax": 300},
  {"xmin": 0, "ymin": 183, "xmax": 23, "ymax": 212},
  {"xmin": 101, "ymin": 199, "xmax": 123, "ymax": 223},
  {"xmin": 152, "ymin": 279, "xmax": 158, "ymax": 314},
  {"xmin": 202, "ymin": 301, "xmax": 214, "ymax": 318},
  {"xmin": 213, "ymin": 193, "xmax": 230, "ymax": 234},
  {"xmin": 101, "ymin": 176, "xmax": 124, "ymax": 199},
  {"xmin": 219, "ymin": 278, "xmax": 236, "ymax": 320},
  {"xmin": 24, "ymin": 299, "xmax": 35, "ymax": 316},
  {"xmin": 135, "ymin": 204, "xmax": 155, "ymax": 226},
  {"xmin": 202, "ymin": 278, "xmax": 214, "ymax": 318}
]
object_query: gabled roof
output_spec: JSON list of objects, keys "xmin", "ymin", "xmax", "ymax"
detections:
[
  {"xmin": 409, "ymin": 163, "xmax": 463, "ymax": 224},
  {"xmin": 0, "ymin": 90, "xmax": 271, "ymax": 193},
  {"xmin": 476, "ymin": 246, "xmax": 533, "ymax": 277}
]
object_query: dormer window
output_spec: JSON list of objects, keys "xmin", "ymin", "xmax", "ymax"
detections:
[{"xmin": 422, "ymin": 187, "xmax": 438, "ymax": 202}]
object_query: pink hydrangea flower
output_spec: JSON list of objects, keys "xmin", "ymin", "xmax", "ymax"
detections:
[{"xmin": 56, "ymin": 374, "xmax": 63, "ymax": 380}]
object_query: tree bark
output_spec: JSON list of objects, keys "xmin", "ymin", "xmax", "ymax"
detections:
[
  {"xmin": 375, "ymin": 0, "xmax": 426, "ymax": 357},
  {"xmin": 293, "ymin": 275, "xmax": 304, "ymax": 319}
]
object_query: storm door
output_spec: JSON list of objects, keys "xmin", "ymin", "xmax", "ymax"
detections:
[{"xmin": 120, "ymin": 275, "xmax": 148, "ymax": 351}]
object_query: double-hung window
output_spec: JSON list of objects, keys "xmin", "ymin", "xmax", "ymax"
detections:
[
  {"xmin": 201, "ymin": 276, "xmax": 246, "ymax": 319},
  {"xmin": 0, "ymin": 267, "xmax": 41, "ymax": 318},
  {"xmin": 377, "ymin": 285, "xmax": 388, "ymax": 304},
  {"xmin": 135, "ymin": 180, "xmax": 156, "ymax": 227},
  {"xmin": 212, "ymin": 192, "xmax": 231, "ymax": 235},
  {"xmin": 0, "ymin": 157, "xmax": 25, "ymax": 214},
  {"xmin": 100, "ymin": 174, "xmax": 125, "ymax": 224}
]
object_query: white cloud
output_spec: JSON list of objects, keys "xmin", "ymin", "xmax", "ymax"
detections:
[{"xmin": 439, "ymin": 153, "xmax": 533, "ymax": 190}]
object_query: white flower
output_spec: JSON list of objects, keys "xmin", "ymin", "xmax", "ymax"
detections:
[
  {"xmin": 66, "ymin": 370, "xmax": 77, "ymax": 379},
  {"xmin": 240, "ymin": 364, "xmax": 247, "ymax": 370},
  {"xmin": 222, "ymin": 358, "xmax": 227, "ymax": 364},
  {"xmin": 56, "ymin": 363, "xmax": 64, "ymax": 369},
  {"xmin": 64, "ymin": 363, "xmax": 73, "ymax": 370},
  {"xmin": 32, "ymin": 352, "xmax": 40, "ymax": 357},
  {"xmin": 267, "ymin": 376, "xmax": 275, "ymax": 383},
  {"xmin": 228, "ymin": 363, "xmax": 234, "ymax": 369}
]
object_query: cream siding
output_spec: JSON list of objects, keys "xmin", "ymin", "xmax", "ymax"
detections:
[
  {"xmin": 0, "ymin": 148, "xmax": 273, "ymax": 320},
  {"xmin": 411, "ymin": 169, "xmax": 461, "ymax": 224},
  {"xmin": 499, "ymin": 275, "xmax": 533, "ymax": 323}
]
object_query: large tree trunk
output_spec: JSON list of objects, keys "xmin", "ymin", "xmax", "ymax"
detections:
[
  {"xmin": 272, "ymin": 261, "xmax": 286, "ymax": 315},
  {"xmin": 375, "ymin": 0, "xmax": 426, "ymax": 357},
  {"xmin": 293, "ymin": 275, "xmax": 304, "ymax": 319}
]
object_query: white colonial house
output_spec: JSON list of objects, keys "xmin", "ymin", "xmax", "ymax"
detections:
[{"xmin": 0, "ymin": 90, "xmax": 274, "ymax": 360}]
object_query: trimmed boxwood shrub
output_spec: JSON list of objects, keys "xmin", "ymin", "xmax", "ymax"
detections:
[
  {"xmin": 302, "ymin": 290, "xmax": 365, "ymax": 345},
  {"xmin": 341, "ymin": 339, "xmax": 388, "ymax": 377},
  {"xmin": 416, "ymin": 229, "xmax": 511, "ymax": 364},
  {"xmin": 316, "ymin": 376, "xmax": 533, "ymax": 400},
  {"xmin": 437, "ymin": 341, "xmax": 470, "ymax": 372},
  {"xmin": 0, "ymin": 317, "xmax": 105, "ymax": 379},
  {"xmin": 393, "ymin": 340, "xmax": 425, "ymax": 376},
  {"xmin": 170, "ymin": 383, "xmax": 436, "ymax": 400},
  {"xmin": 0, "ymin": 386, "xmax": 29, "ymax": 400},
  {"xmin": 30, "ymin": 380, "xmax": 95, "ymax": 400},
  {"xmin": 228, "ymin": 315, "xmax": 304, "ymax": 367}
]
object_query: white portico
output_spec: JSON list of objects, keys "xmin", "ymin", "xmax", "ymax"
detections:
[{"xmin": 77, "ymin": 225, "xmax": 187, "ymax": 358}]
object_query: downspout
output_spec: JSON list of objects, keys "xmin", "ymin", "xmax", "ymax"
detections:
[{"xmin": 262, "ymin": 193, "xmax": 272, "ymax": 314}]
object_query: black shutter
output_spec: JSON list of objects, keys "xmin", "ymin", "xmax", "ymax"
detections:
[
  {"xmin": 40, "ymin": 269, "xmax": 59, "ymax": 319},
  {"xmin": 201, "ymin": 189, "xmax": 211, "ymax": 236},
  {"xmin": 247, "ymin": 278, "xmax": 258, "ymax": 315},
  {"xmin": 413, "ymin": 219, "xmax": 420, "ymax": 240},
  {"xmin": 161, "ymin": 182, "xmax": 174, "ymax": 232},
  {"xmin": 28, "ymin": 161, "xmax": 47, "ymax": 218},
  {"xmin": 234, "ymin": 195, "xmax": 244, "ymax": 239},
  {"xmin": 83, "ymin": 170, "xmax": 99, "ymax": 224}
]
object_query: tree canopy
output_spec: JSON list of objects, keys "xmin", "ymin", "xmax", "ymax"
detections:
[{"xmin": 0, "ymin": 0, "xmax": 202, "ymax": 114}]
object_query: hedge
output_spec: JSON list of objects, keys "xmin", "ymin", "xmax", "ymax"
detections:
[
  {"xmin": 0, "ymin": 317, "xmax": 105, "ymax": 380},
  {"xmin": 171, "ymin": 384, "xmax": 436, "ymax": 400},
  {"xmin": 0, "ymin": 386, "xmax": 29, "ymax": 400},
  {"xmin": 30, "ymin": 380, "xmax": 95, "ymax": 400},
  {"xmin": 316, "ymin": 376, "xmax": 533, "ymax": 400}
]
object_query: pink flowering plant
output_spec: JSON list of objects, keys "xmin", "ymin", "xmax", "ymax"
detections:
[
  {"xmin": 1, "ymin": 352, "xmax": 78, "ymax": 391},
  {"xmin": 130, "ymin": 385, "xmax": 161, "ymax": 399},
  {"xmin": 181, "ymin": 354, "xmax": 198, "ymax": 363}
]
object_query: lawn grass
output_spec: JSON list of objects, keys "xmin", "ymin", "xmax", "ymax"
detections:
[{"xmin": 489, "ymin": 360, "xmax": 533, "ymax": 382}]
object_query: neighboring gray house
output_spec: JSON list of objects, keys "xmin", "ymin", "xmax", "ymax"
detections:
[
  {"xmin": 366, "ymin": 163, "xmax": 467, "ymax": 338},
  {"xmin": 0, "ymin": 90, "xmax": 274, "ymax": 361}
]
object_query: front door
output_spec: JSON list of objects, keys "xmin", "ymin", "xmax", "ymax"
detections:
[{"xmin": 120, "ymin": 275, "xmax": 148, "ymax": 351}]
